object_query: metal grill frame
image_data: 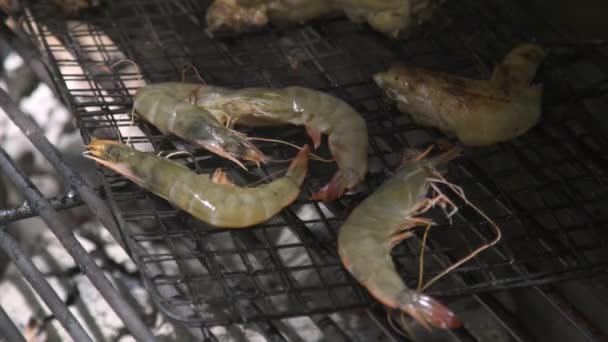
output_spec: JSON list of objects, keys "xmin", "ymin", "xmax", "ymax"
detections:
[
  {"xmin": 0, "ymin": 33, "xmax": 156, "ymax": 342},
  {"xmin": 18, "ymin": 0, "xmax": 608, "ymax": 332}
]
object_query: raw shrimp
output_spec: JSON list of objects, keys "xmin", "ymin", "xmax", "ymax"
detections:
[
  {"xmin": 133, "ymin": 83, "xmax": 266, "ymax": 169},
  {"xmin": 338, "ymin": 147, "xmax": 462, "ymax": 330},
  {"xmin": 189, "ymin": 84, "xmax": 368, "ymax": 201},
  {"xmin": 85, "ymin": 139, "xmax": 309, "ymax": 228},
  {"xmin": 205, "ymin": 0, "xmax": 441, "ymax": 37},
  {"xmin": 373, "ymin": 44, "xmax": 546, "ymax": 145}
]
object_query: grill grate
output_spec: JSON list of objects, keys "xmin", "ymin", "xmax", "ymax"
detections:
[{"xmin": 23, "ymin": 0, "xmax": 608, "ymax": 328}]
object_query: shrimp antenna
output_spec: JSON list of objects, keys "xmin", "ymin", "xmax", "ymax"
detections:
[
  {"xmin": 414, "ymin": 145, "xmax": 434, "ymax": 162},
  {"xmin": 386, "ymin": 311, "xmax": 410, "ymax": 338},
  {"xmin": 391, "ymin": 312, "xmax": 416, "ymax": 339},
  {"xmin": 399, "ymin": 313, "xmax": 416, "ymax": 339},
  {"xmin": 106, "ymin": 59, "xmax": 143, "ymax": 80},
  {"xmin": 100, "ymin": 59, "xmax": 145, "ymax": 146},
  {"xmin": 421, "ymin": 170, "xmax": 502, "ymax": 291},
  {"xmin": 245, "ymin": 168, "xmax": 288, "ymax": 188},
  {"xmin": 247, "ymin": 137, "xmax": 334, "ymax": 163},
  {"xmin": 417, "ymin": 223, "xmax": 433, "ymax": 291},
  {"xmin": 181, "ymin": 64, "xmax": 207, "ymax": 84},
  {"xmin": 124, "ymin": 106, "xmax": 137, "ymax": 146},
  {"xmin": 158, "ymin": 150, "xmax": 193, "ymax": 159}
]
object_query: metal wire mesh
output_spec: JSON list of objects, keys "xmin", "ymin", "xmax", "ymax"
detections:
[{"xmin": 22, "ymin": 0, "xmax": 608, "ymax": 328}]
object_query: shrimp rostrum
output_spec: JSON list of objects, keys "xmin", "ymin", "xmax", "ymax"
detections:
[
  {"xmin": 85, "ymin": 139, "xmax": 309, "ymax": 228},
  {"xmin": 338, "ymin": 147, "xmax": 462, "ymax": 330},
  {"xmin": 374, "ymin": 43, "xmax": 546, "ymax": 146},
  {"xmin": 187, "ymin": 84, "xmax": 369, "ymax": 202},
  {"xmin": 134, "ymin": 83, "xmax": 266, "ymax": 169}
]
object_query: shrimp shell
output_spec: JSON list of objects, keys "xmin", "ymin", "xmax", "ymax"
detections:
[
  {"xmin": 86, "ymin": 139, "xmax": 309, "ymax": 228},
  {"xmin": 134, "ymin": 83, "xmax": 266, "ymax": 169},
  {"xmin": 338, "ymin": 148, "xmax": 461, "ymax": 330},
  {"xmin": 190, "ymin": 85, "xmax": 369, "ymax": 201},
  {"xmin": 374, "ymin": 43, "xmax": 546, "ymax": 146}
]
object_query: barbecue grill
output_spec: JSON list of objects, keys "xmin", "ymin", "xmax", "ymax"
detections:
[{"xmin": 0, "ymin": 0, "xmax": 606, "ymax": 340}]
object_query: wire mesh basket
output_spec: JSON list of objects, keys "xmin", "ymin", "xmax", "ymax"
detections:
[{"xmin": 22, "ymin": 0, "xmax": 608, "ymax": 328}]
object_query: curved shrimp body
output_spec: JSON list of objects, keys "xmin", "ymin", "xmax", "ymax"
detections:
[
  {"xmin": 134, "ymin": 83, "xmax": 266, "ymax": 169},
  {"xmin": 86, "ymin": 139, "xmax": 309, "ymax": 228},
  {"xmin": 193, "ymin": 85, "xmax": 369, "ymax": 201},
  {"xmin": 338, "ymin": 149, "xmax": 461, "ymax": 329},
  {"xmin": 373, "ymin": 44, "xmax": 546, "ymax": 146}
]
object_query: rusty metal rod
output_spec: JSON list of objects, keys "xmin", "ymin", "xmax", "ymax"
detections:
[
  {"xmin": 0, "ymin": 148, "xmax": 155, "ymax": 342},
  {"xmin": 0, "ymin": 225, "xmax": 91, "ymax": 342},
  {"xmin": 0, "ymin": 193, "xmax": 84, "ymax": 224},
  {"xmin": 0, "ymin": 88, "xmax": 125, "ymax": 248}
]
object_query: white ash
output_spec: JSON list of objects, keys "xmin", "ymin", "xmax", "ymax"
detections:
[{"xmin": 0, "ymin": 53, "xmax": 179, "ymax": 340}]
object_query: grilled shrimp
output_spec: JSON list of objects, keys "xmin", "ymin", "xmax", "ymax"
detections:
[
  {"xmin": 85, "ymin": 139, "xmax": 309, "ymax": 228},
  {"xmin": 206, "ymin": 0, "xmax": 440, "ymax": 37},
  {"xmin": 205, "ymin": 0, "xmax": 333, "ymax": 33},
  {"xmin": 189, "ymin": 84, "xmax": 368, "ymax": 201},
  {"xmin": 374, "ymin": 44, "xmax": 546, "ymax": 145},
  {"xmin": 336, "ymin": 0, "xmax": 440, "ymax": 37},
  {"xmin": 134, "ymin": 83, "xmax": 266, "ymax": 169},
  {"xmin": 338, "ymin": 147, "xmax": 461, "ymax": 330}
]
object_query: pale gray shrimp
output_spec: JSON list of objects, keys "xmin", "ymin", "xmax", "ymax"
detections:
[
  {"xmin": 373, "ymin": 44, "xmax": 546, "ymax": 146},
  {"xmin": 85, "ymin": 139, "xmax": 309, "ymax": 228},
  {"xmin": 188, "ymin": 84, "xmax": 368, "ymax": 201},
  {"xmin": 133, "ymin": 83, "xmax": 266, "ymax": 169},
  {"xmin": 338, "ymin": 147, "xmax": 462, "ymax": 330}
]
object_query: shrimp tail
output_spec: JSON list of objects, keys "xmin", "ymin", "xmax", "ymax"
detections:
[
  {"xmin": 286, "ymin": 145, "xmax": 310, "ymax": 185},
  {"xmin": 309, "ymin": 169, "xmax": 355, "ymax": 201},
  {"xmin": 403, "ymin": 292, "xmax": 461, "ymax": 330}
]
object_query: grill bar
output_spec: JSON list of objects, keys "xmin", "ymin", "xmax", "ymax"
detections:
[
  {"xmin": 0, "ymin": 89, "xmax": 125, "ymax": 248},
  {"xmin": 0, "ymin": 193, "xmax": 84, "ymax": 225},
  {"xmin": 0, "ymin": 304, "xmax": 25, "ymax": 342},
  {"xmin": 0, "ymin": 225, "xmax": 92, "ymax": 342},
  {"xmin": 0, "ymin": 140, "xmax": 155, "ymax": 341}
]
